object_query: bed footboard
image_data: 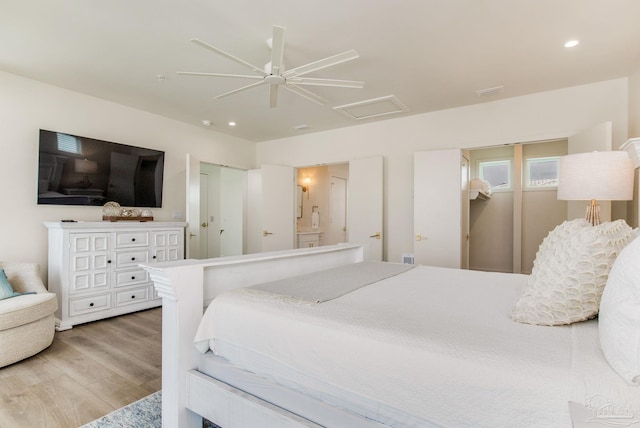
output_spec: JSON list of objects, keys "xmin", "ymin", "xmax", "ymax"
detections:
[{"xmin": 142, "ymin": 244, "xmax": 364, "ymax": 428}]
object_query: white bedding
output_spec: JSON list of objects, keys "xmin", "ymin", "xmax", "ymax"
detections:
[{"xmin": 195, "ymin": 264, "xmax": 640, "ymax": 427}]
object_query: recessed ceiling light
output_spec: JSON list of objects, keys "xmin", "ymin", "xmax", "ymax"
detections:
[
  {"xmin": 564, "ymin": 40, "xmax": 579, "ymax": 48},
  {"xmin": 228, "ymin": 121, "xmax": 236, "ymax": 127},
  {"xmin": 202, "ymin": 120, "xmax": 212, "ymax": 126}
]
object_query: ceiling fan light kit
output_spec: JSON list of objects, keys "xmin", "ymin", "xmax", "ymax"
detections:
[{"xmin": 178, "ymin": 25, "xmax": 364, "ymax": 108}]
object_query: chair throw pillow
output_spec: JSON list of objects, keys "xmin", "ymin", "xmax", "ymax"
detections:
[
  {"xmin": 511, "ymin": 219, "xmax": 633, "ymax": 326},
  {"xmin": 0, "ymin": 269, "xmax": 19, "ymax": 300},
  {"xmin": 599, "ymin": 234, "xmax": 640, "ymax": 385},
  {"xmin": 0, "ymin": 268, "xmax": 36, "ymax": 300}
]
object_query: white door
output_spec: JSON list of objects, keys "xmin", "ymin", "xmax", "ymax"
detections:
[
  {"xmin": 329, "ymin": 176, "xmax": 348, "ymax": 245},
  {"xmin": 414, "ymin": 149, "xmax": 462, "ymax": 268},
  {"xmin": 219, "ymin": 167, "xmax": 244, "ymax": 256},
  {"xmin": 348, "ymin": 156, "xmax": 383, "ymax": 261},
  {"xmin": 199, "ymin": 172, "xmax": 210, "ymax": 258},
  {"xmin": 246, "ymin": 169, "xmax": 263, "ymax": 254},
  {"xmin": 460, "ymin": 154, "xmax": 470, "ymax": 269},
  {"xmin": 261, "ymin": 164, "xmax": 295, "ymax": 252},
  {"xmin": 186, "ymin": 153, "xmax": 200, "ymax": 259},
  {"xmin": 567, "ymin": 122, "xmax": 613, "ymax": 221}
]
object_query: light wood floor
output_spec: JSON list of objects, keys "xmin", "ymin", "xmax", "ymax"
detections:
[{"xmin": 0, "ymin": 308, "xmax": 162, "ymax": 428}]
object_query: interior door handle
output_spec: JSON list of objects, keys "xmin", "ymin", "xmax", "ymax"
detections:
[
  {"xmin": 416, "ymin": 233, "xmax": 427, "ymax": 241},
  {"xmin": 201, "ymin": 222, "xmax": 208, "ymax": 228},
  {"xmin": 369, "ymin": 232, "xmax": 381, "ymax": 239},
  {"xmin": 263, "ymin": 230, "xmax": 274, "ymax": 237}
]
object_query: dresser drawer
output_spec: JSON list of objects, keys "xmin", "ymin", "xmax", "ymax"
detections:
[
  {"xmin": 114, "ymin": 268, "xmax": 149, "ymax": 288},
  {"xmin": 115, "ymin": 231, "xmax": 149, "ymax": 248},
  {"xmin": 115, "ymin": 286, "xmax": 149, "ymax": 307},
  {"xmin": 69, "ymin": 293, "xmax": 111, "ymax": 316},
  {"xmin": 114, "ymin": 249, "xmax": 149, "ymax": 268}
]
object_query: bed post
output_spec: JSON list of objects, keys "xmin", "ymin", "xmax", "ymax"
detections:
[{"xmin": 144, "ymin": 262, "xmax": 204, "ymax": 428}]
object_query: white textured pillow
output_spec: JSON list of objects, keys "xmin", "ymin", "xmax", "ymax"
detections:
[
  {"xmin": 599, "ymin": 234, "xmax": 640, "ymax": 385},
  {"xmin": 511, "ymin": 219, "xmax": 633, "ymax": 326}
]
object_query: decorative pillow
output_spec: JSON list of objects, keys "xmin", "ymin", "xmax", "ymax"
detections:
[
  {"xmin": 599, "ymin": 234, "xmax": 640, "ymax": 385},
  {"xmin": 0, "ymin": 269, "xmax": 19, "ymax": 300},
  {"xmin": 511, "ymin": 219, "xmax": 634, "ymax": 326}
]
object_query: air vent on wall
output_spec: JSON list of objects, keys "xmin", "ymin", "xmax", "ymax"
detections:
[{"xmin": 401, "ymin": 253, "xmax": 415, "ymax": 264}]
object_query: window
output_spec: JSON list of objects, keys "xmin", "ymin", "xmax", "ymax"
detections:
[
  {"xmin": 56, "ymin": 132, "xmax": 81, "ymax": 154},
  {"xmin": 525, "ymin": 156, "xmax": 560, "ymax": 189},
  {"xmin": 478, "ymin": 160, "xmax": 511, "ymax": 191}
]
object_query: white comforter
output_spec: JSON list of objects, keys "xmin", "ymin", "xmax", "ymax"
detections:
[{"xmin": 195, "ymin": 265, "xmax": 640, "ymax": 427}]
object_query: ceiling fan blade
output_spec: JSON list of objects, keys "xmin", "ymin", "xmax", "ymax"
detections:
[
  {"xmin": 283, "ymin": 84, "xmax": 328, "ymax": 105},
  {"xmin": 215, "ymin": 80, "xmax": 266, "ymax": 99},
  {"xmin": 282, "ymin": 50, "xmax": 359, "ymax": 78},
  {"xmin": 190, "ymin": 38, "xmax": 268, "ymax": 76},
  {"xmin": 269, "ymin": 84, "xmax": 278, "ymax": 108},
  {"xmin": 286, "ymin": 77, "xmax": 364, "ymax": 88},
  {"xmin": 270, "ymin": 26, "xmax": 286, "ymax": 76},
  {"xmin": 177, "ymin": 71, "xmax": 263, "ymax": 80}
]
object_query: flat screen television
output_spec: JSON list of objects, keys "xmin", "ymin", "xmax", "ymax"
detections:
[{"xmin": 37, "ymin": 129, "xmax": 164, "ymax": 207}]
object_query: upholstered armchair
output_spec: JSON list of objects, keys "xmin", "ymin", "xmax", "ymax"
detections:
[{"xmin": 0, "ymin": 262, "xmax": 58, "ymax": 368}]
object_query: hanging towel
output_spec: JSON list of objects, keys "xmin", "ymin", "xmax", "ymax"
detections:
[{"xmin": 311, "ymin": 211, "xmax": 320, "ymax": 229}]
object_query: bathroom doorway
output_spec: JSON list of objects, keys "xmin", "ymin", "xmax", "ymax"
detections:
[{"xmin": 295, "ymin": 163, "xmax": 348, "ymax": 248}]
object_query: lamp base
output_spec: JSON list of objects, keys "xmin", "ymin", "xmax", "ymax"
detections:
[{"xmin": 585, "ymin": 199, "xmax": 601, "ymax": 226}]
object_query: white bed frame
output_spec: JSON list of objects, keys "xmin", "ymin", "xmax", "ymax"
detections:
[{"xmin": 141, "ymin": 244, "xmax": 366, "ymax": 428}]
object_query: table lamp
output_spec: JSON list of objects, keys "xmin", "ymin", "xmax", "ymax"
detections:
[{"xmin": 557, "ymin": 151, "xmax": 634, "ymax": 226}]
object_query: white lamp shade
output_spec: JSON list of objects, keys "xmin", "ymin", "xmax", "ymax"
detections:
[
  {"xmin": 74, "ymin": 158, "xmax": 98, "ymax": 174},
  {"xmin": 557, "ymin": 151, "xmax": 634, "ymax": 201}
]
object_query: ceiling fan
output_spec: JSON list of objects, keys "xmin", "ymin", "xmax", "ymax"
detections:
[{"xmin": 177, "ymin": 25, "xmax": 364, "ymax": 108}]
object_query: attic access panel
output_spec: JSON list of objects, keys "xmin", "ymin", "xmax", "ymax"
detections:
[{"xmin": 333, "ymin": 95, "xmax": 409, "ymax": 120}]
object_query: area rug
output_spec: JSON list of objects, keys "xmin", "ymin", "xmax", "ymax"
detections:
[
  {"xmin": 81, "ymin": 391, "xmax": 162, "ymax": 428},
  {"xmin": 81, "ymin": 391, "xmax": 220, "ymax": 428}
]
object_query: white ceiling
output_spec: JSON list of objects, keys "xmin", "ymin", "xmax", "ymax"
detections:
[{"xmin": 2, "ymin": 0, "xmax": 640, "ymax": 142}]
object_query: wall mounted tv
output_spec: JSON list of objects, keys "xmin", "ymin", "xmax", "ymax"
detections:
[{"xmin": 37, "ymin": 129, "xmax": 164, "ymax": 207}]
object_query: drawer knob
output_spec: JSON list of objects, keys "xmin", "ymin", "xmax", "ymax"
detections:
[
  {"xmin": 152, "ymin": 255, "xmax": 157, "ymax": 259},
  {"xmin": 131, "ymin": 276, "xmax": 136, "ymax": 280},
  {"xmin": 89, "ymin": 302, "xmax": 94, "ymax": 307},
  {"xmin": 107, "ymin": 260, "xmax": 112, "ymax": 264},
  {"xmin": 131, "ymin": 295, "xmax": 136, "ymax": 299},
  {"xmin": 131, "ymin": 257, "xmax": 136, "ymax": 261},
  {"xmin": 132, "ymin": 238, "xmax": 136, "ymax": 242}
]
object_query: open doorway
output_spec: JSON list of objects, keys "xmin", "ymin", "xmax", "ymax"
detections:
[
  {"xmin": 295, "ymin": 163, "xmax": 349, "ymax": 248},
  {"xmin": 468, "ymin": 139, "xmax": 567, "ymax": 273}
]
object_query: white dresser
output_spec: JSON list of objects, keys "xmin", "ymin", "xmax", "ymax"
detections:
[{"xmin": 45, "ymin": 221, "xmax": 186, "ymax": 330}]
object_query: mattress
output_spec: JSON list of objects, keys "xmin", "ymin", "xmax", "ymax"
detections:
[{"xmin": 195, "ymin": 264, "xmax": 640, "ymax": 427}]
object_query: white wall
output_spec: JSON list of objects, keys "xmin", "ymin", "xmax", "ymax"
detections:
[
  {"xmin": 3, "ymin": 70, "xmax": 630, "ymax": 275},
  {"xmin": 629, "ymin": 60, "xmax": 640, "ymax": 139},
  {"xmin": 257, "ymin": 78, "xmax": 629, "ymax": 262},
  {"xmin": 0, "ymin": 71, "xmax": 256, "ymax": 279}
]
